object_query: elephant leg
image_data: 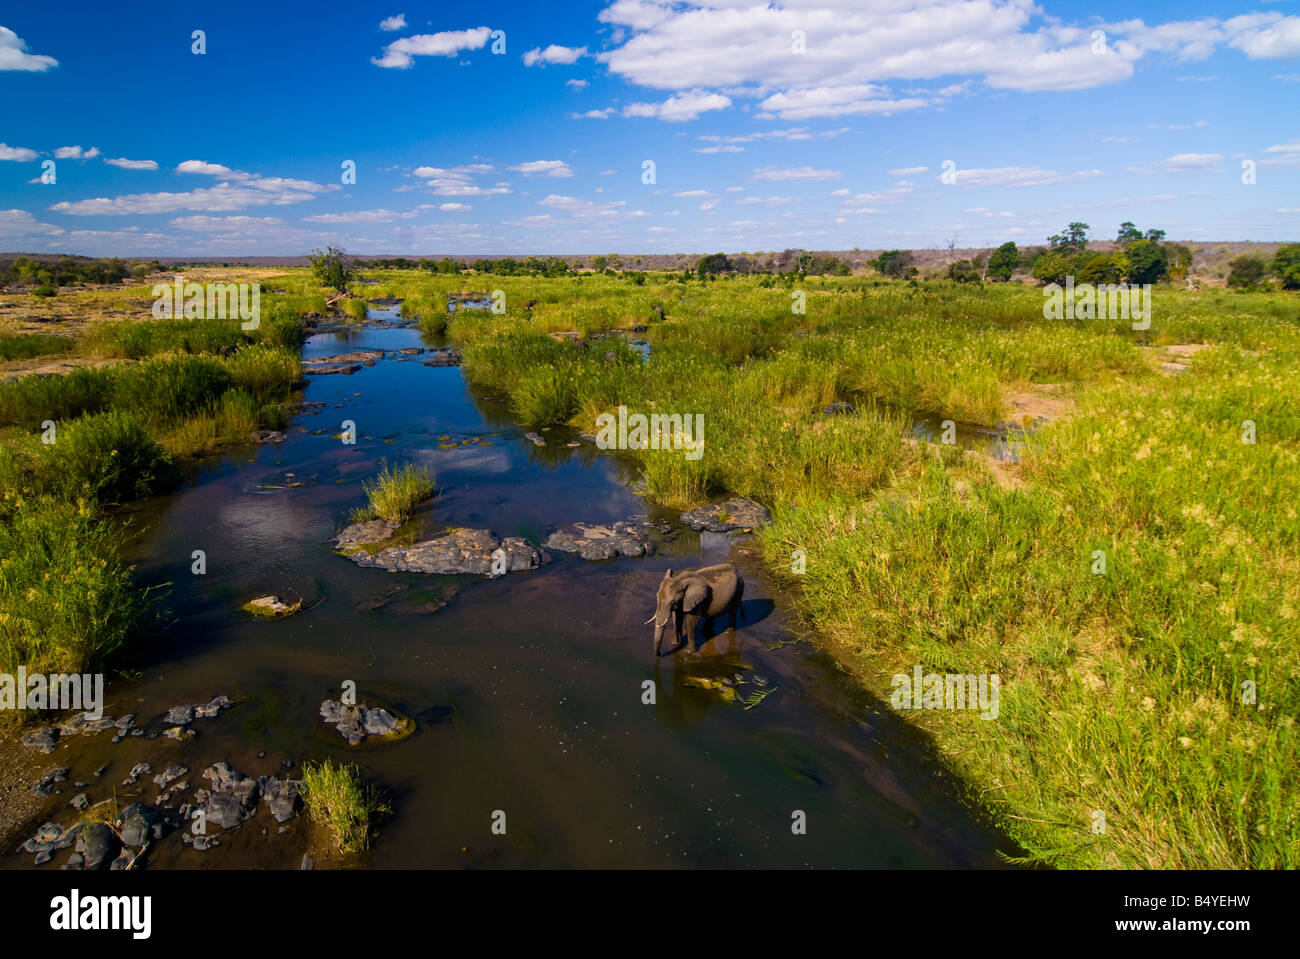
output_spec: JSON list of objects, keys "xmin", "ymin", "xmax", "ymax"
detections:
[
  {"xmin": 674, "ymin": 608, "xmax": 687, "ymax": 652},
  {"xmin": 684, "ymin": 614, "xmax": 699, "ymax": 653}
]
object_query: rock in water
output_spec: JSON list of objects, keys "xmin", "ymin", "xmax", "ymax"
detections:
[
  {"xmin": 344, "ymin": 528, "xmax": 550, "ymax": 576},
  {"xmin": 544, "ymin": 519, "xmax": 666, "ymax": 561},
  {"xmin": 679, "ymin": 497, "xmax": 772, "ymax": 533}
]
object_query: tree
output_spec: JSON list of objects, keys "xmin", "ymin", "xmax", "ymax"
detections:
[
  {"xmin": 873, "ymin": 249, "xmax": 916, "ymax": 279},
  {"xmin": 1049, "ymin": 222, "xmax": 1090, "ymax": 252},
  {"xmin": 308, "ymin": 246, "xmax": 355, "ymax": 292},
  {"xmin": 1032, "ymin": 250, "xmax": 1073, "ymax": 286},
  {"xmin": 987, "ymin": 241, "xmax": 1019, "ymax": 281},
  {"xmin": 1227, "ymin": 253, "xmax": 1268, "ymax": 288},
  {"xmin": 697, "ymin": 252, "xmax": 730, "ymax": 277},
  {"xmin": 1272, "ymin": 244, "xmax": 1300, "ymax": 289},
  {"xmin": 591, "ymin": 255, "xmax": 607, "ymax": 272},
  {"xmin": 1125, "ymin": 240, "xmax": 1169, "ymax": 285},
  {"xmin": 946, "ymin": 259, "xmax": 981, "ymax": 283},
  {"xmin": 1145, "ymin": 229, "xmax": 1166, "ymax": 243},
  {"xmin": 1117, "ymin": 221, "xmax": 1144, "ymax": 243},
  {"xmin": 1166, "ymin": 243, "xmax": 1194, "ymax": 282}
]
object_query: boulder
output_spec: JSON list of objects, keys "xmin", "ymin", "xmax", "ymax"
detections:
[
  {"xmin": 679, "ymin": 497, "xmax": 772, "ymax": 533},
  {"xmin": 346, "ymin": 528, "xmax": 550, "ymax": 576},
  {"xmin": 544, "ymin": 520, "xmax": 663, "ymax": 560},
  {"xmin": 320, "ymin": 700, "xmax": 410, "ymax": 745}
]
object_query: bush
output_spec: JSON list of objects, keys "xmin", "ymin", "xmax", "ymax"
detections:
[
  {"xmin": 222, "ymin": 346, "xmax": 299, "ymax": 401},
  {"xmin": 111, "ymin": 354, "xmax": 233, "ymax": 423},
  {"xmin": 0, "ymin": 367, "xmax": 113, "ymax": 426},
  {"xmin": 0, "ymin": 333, "xmax": 75, "ymax": 362},
  {"xmin": 50, "ymin": 411, "xmax": 176, "ymax": 503},
  {"xmin": 1227, "ymin": 253, "xmax": 1269, "ymax": 289}
]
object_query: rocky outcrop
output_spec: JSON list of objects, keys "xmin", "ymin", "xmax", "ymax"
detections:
[
  {"xmin": 544, "ymin": 520, "xmax": 666, "ymax": 560},
  {"xmin": 343, "ymin": 527, "xmax": 551, "ymax": 576},
  {"xmin": 421, "ymin": 348, "xmax": 462, "ymax": 367},
  {"xmin": 679, "ymin": 497, "xmax": 772, "ymax": 533},
  {"xmin": 320, "ymin": 700, "xmax": 410, "ymax": 746},
  {"xmin": 333, "ymin": 519, "xmax": 400, "ymax": 550}
]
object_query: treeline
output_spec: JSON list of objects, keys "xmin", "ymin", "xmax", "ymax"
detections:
[
  {"xmin": 0, "ymin": 256, "xmax": 175, "ymax": 296},
  {"xmin": 1224, "ymin": 245, "xmax": 1300, "ymax": 289},
  {"xmin": 926, "ymin": 222, "xmax": 1195, "ymax": 286},
  {"xmin": 695, "ymin": 249, "xmax": 853, "ymax": 277}
]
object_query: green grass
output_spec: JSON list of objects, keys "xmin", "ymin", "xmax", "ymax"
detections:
[
  {"xmin": 0, "ymin": 332, "xmax": 75, "ymax": 362},
  {"xmin": 352, "ymin": 461, "xmax": 435, "ymax": 524},
  {"xmin": 301, "ymin": 759, "xmax": 390, "ymax": 853},
  {"xmin": 0, "ymin": 495, "xmax": 153, "ymax": 682}
]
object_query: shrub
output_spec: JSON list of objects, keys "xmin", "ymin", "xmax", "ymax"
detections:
[
  {"xmin": 50, "ymin": 411, "xmax": 176, "ymax": 503},
  {"xmin": 0, "ymin": 367, "xmax": 113, "ymax": 426},
  {"xmin": 111, "ymin": 354, "xmax": 233, "ymax": 423}
]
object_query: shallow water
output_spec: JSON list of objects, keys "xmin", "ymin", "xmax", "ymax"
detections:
[{"xmin": 4, "ymin": 307, "xmax": 1019, "ymax": 869}]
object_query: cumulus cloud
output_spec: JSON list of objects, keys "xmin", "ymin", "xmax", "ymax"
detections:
[
  {"xmin": 380, "ymin": 14, "xmax": 407, "ymax": 31},
  {"xmin": 0, "ymin": 26, "xmax": 57, "ymax": 71},
  {"xmin": 571, "ymin": 107, "xmax": 615, "ymax": 119},
  {"xmin": 593, "ymin": 2, "xmax": 1300, "ymax": 121},
  {"xmin": 372, "ymin": 26, "xmax": 492, "ymax": 68},
  {"xmin": 522, "ymin": 44, "xmax": 587, "ymax": 67},
  {"xmin": 623, "ymin": 90, "xmax": 731, "ymax": 121},
  {"xmin": 54, "ymin": 145, "xmax": 100, "ymax": 159},
  {"xmin": 439, "ymin": 202, "xmax": 472, "ymax": 211},
  {"xmin": 0, "ymin": 208, "xmax": 63, "ymax": 237},
  {"xmin": 105, "ymin": 157, "xmax": 158, "ymax": 170},
  {"xmin": 413, "ymin": 164, "xmax": 510, "ymax": 196},
  {"xmin": 565, "ymin": 78, "xmax": 589, "ymax": 89},
  {"xmin": 303, "ymin": 209, "xmax": 422, "ymax": 223},
  {"xmin": 170, "ymin": 215, "xmax": 286, "ymax": 231},
  {"xmin": 509, "ymin": 160, "xmax": 573, "ymax": 177},
  {"xmin": 0, "ymin": 142, "xmax": 38, "ymax": 161}
]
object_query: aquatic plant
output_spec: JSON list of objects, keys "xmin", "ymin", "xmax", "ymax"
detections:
[{"xmin": 300, "ymin": 759, "xmax": 390, "ymax": 853}]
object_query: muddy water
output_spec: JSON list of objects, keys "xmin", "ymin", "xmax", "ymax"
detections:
[{"xmin": 6, "ymin": 307, "xmax": 1019, "ymax": 868}]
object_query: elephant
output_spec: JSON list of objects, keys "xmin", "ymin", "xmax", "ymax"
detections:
[{"xmin": 647, "ymin": 564, "xmax": 745, "ymax": 656}]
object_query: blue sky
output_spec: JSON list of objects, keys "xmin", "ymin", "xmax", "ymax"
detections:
[{"xmin": 1, "ymin": 0, "xmax": 1297, "ymax": 256}]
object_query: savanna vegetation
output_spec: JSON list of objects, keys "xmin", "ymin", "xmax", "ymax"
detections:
[{"xmin": 1, "ymin": 244, "xmax": 1295, "ymax": 869}]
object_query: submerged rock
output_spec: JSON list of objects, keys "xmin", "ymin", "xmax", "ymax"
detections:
[
  {"xmin": 544, "ymin": 520, "xmax": 665, "ymax": 561},
  {"xmin": 21, "ymin": 726, "xmax": 58, "ymax": 753},
  {"xmin": 33, "ymin": 767, "xmax": 70, "ymax": 796},
  {"xmin": 302, "ymin": 363, "xmax": 363, "ymax": 376},
  {"xmin": 345, "ymin": 528, "xmax": 551, "ymax": 577},
  {"xmin": 258, "ymin": 777, "xmax": 304, "ymax": 823},
  {"xmin": 243, "ymin": 595, "xmax": 303, "ymax": 617},
  {"xmin": 320, "ymin": 700, "xmax": 411, "ymax": 746},
  {"xmin": 76, "ymin": 823, "xmax": 118, "ymax": 870},
  {"xmin": 679, "ymin": 497, "xmax": 772, "ymax": 533},
  {"xmin": 118, "ymin": 803, "xmax": 163, "ymax": 847},
  {"xmin": 421, "ymin": 348, "xmax": 462, "ymax": 367},
  {"xmin": 333, "ymin": 518, "xmax": 400, "ymax": 550},
  {"xmin": 200, "ymin": 763, "xmax": 262, "ymax": 830}
]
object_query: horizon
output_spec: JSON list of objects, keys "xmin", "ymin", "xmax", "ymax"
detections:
[{"xmin": 1, "ymin": 1, "xmax": 1298, "ymax": 257}]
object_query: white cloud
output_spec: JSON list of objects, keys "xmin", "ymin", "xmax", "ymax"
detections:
[
  {"xmin": 105, "ymin": 157, "xmax": 158, "ymax": 170},
  {"xmin": 0, "ymin": 26, "xmax": 57, "ymax": 72},
  {"xmin": 735, "ymin": 195, "xmax": 793, "ymax": 206},
  {"xmin": 170, "ymin": 215, "xmax": 286, "ymax": 231},
  {"xmin": 0, "ymin": 142, "xmax": 38, "ymax": 162},
  {"xmin": 750, "ymin": 166, "xmax": 841, "ymax": 182},
  {"xmin": 566, "ymin": 78, "xmax": 589, "ymax": 89},
  {"xmin": 49, "ymin": 170, "xmax": 337, "ymax": 215},
  {"xmin": 522, "ymin": 44, "xmax": 588, "ymax": 67},
  {"xmin": 509, "ymin": 160, "xmax": 573, "ymax": 177},
  {"xmin": 888, "ymin": 166, "xmax": 928, "ymax": 176},
  {"xmin": 439, "ymin": 202, "xmax": 472, "ymax": 211},
  {"xmin": 623, "ymin": 90, "xmax": 731, "ymax": 121},
  {"xmin": 760, "ymin": 85, "xmax": 930, "ymax": 120},
  {"xmin": 412, "ymin": 164, "xmax": 510, "ymax": 196},
  {"xmin": 380, "ymin": 14, "xmax": 407, "ymax": 32},
  {"xmin": 571, "ymin": 107, "xmax": 615, "ymax": 119},
  {"xmin": 673, "ymin": 189, "xmax": 711, "ymax": 198},
  {"xmin": 1261, "ymin": 139, "xmax": 1300, "ymax": 168},
  {"xmin": 1127, "ymin": 153, "xmax": 1223, "ymax": 174},
  {"xmin": 1225, "ymin": 13, "xmax": 1300, "ymax": 59},
  {"xmin": 0, "ymin": 208, "xmax": 63, "ymax": 237},
  {"xmin": 54, "ymin": 145, "xmax": 100, "ymax": 160},
  {"xmin": 946, "ymin": 166, "xmax": 1105, "ymax": 187},
  {"xmin": 372, "ymin": 26, "xmax": 492, "ymax": 68},
  {"xmin": 303, "ymin": 209, "xmax": 421, "ymax": 223}
]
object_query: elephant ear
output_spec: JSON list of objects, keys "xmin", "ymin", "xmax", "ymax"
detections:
[{"xmin": 682, "ymin": 579, "xmax": 711, "ymax": 612}]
